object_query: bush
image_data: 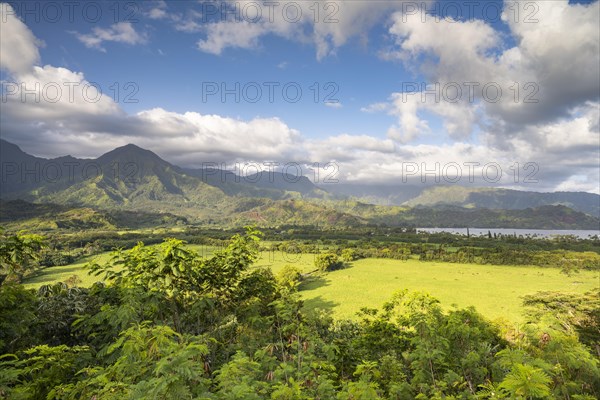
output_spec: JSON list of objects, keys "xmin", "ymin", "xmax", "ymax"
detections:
[
  {"xmin": 341, "ymin": 248, "xmax": 360, "ymax": 262},
  {"xmin": 276, "ymin": 264, "xmax": 303, "ymax": 289},
  {"xmin": 315, "ymin": 253, "xmax": 344, "ymax": 272}
]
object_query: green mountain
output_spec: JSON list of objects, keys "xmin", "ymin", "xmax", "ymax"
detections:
[
  {"xmin": 403, "ymin": 186, "xmax": 600, "ymax": 218},
  {"xmin": 380, "ymin": 204, "xmax": 599, "ymax": 230},
  {"xmin": 1, "ymin": 140, "xmax": 598, "ymax": 229},
  {"xmin": 229, "ymin": 198, "xmax": 366, "ymax": 227},
  {"xmin": 0, "ymin": 140, "xmax": 228, "ymax": 219},
  {"xmin": 325, "ymin": 183, "xmax": 424, "ymax": 205},
  {"xmin": 0, "ymin": 199, "xmax": 187, "ymax": 231},
  {"xmin": 183, "ymin": 168, "xmax": 328, "ymax": 199}
]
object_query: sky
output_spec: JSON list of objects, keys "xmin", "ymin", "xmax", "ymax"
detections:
[{"xmin": 0, "ymin": 0, "xmax": 599, "ymax": 193}]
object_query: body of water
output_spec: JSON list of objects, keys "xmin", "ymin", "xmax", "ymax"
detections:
[{"xmin": 417, "ymin": 228, "xmax": 600, "ymax": 239}]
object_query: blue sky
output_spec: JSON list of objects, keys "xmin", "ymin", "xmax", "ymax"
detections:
[
  {"xmin": 1, "ymin": 0, "xmax": 599, "ymax": 192},
  {"xmin": 9, "ymin": 1, "xmax": 413, "ymax": 138}
]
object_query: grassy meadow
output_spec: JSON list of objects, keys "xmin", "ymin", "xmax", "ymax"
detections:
[
  {"xmin": 25, "ymin": 245, "xmax": 599, "ymax": 323},
  {"xmin": 299, "ymin": 259, "xmax": 599, "ymax": 322}
]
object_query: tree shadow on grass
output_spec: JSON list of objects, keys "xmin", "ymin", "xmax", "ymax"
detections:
[
  {"xmin": 299, "ymin": 273, "xmax": 330, "ymax": 291},
  {"xmin": 23, "ymin": 265, "xmax": 90, "ymax": 286},
  {"xmin": 298, "ymin": 274, "xmax": 340, "ymax": 315},
  {"xmin": 302, "ymin": 295, "xmax": 339, "ymax": 315}
]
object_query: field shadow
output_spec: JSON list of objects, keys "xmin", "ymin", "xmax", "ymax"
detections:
[
  {"xmin": 299, "ymin": 274, "xmax": 330, "ymax": 291},
  {"xmin": 24, "ymin": 265, "xmax": 90, "ymax": 285},
  {"xmin": 302, "ymin": 295, "xmax": 339, "ymax": 314}
]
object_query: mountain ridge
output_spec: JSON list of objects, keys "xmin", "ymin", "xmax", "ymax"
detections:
[{"xmin": 1, "ymin": 139, "xmax": 599, "ymax": 229}]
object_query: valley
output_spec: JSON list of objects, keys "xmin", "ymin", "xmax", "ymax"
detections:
[{"xmin": 2, "ymin": 1, "xmax": 599, "ymax": 397}]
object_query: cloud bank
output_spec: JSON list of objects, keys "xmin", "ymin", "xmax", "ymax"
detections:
[{"xmin": 1, "ymin": 1, "xmax": 598, "ymax": 193}]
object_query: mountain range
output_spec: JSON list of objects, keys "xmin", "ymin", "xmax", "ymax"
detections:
[{"xmin": 1, "ymin": 139, "xmax": 598, "ymax": 229}]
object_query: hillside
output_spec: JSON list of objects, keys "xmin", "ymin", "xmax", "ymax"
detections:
[
  {"xmin": 386, "ymin": 204, "xmax": 600, "ymax": 230},
  {"xmin": 0, "ymin": 140, "xmax": 233, "ymax": 220},
  {"xmin": 403, "ymin": 186, "xmax": 600, "ymax": 217},
  {"xmin": 0, "ymin": 200, "xmax": 187, "ymax": 231},
  {"xmin": 183, "ymin": 168, "xmax": 328, "ymax": 199},
  {"xmin": 1, "ymin": 140, "xmax": 599, "ymax": 229},
  {"xmin": 325, "ymin": 184, "xmax": 600, "ymax": 218},
  {"xmin": 229, "ymin": 198, "xmax": 366, "ymax": 227}
]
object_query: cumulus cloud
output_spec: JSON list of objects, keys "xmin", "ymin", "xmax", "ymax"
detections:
[
  {"xmin": 73, "ymin": 22, "xmax": 147, "ymax": 52},
  {"xmin": 1, "ymin": 0, "xmax": 598, "ymax": 193},
  {"xmin": 197, "ymin": 21, "xmax": 267, "ymax": 54},
  {"xmin": 194, "ymin": 0, "xmax": 430, "ymax": 59},
  {"xmin": 325, "ymin": 101, "xmax": 342, "ymax": 109},
  {"xmin": 0, "ymin": 3, "xmax": 42, "ymax": 75},
  {"xmin": 0, "ymin": 7, "xmax": 302, "ymax": 164},
  {"xmin": 147, "ymin": 1, "xmax": 168, "ymax": 20},
  {"xmin": 144, "ymin": 1, "xmax": 207, "ymax": 33},
  {"xmin": 374, "ymin": 0, "xmax": 600, "ymax": 145},
  {"xmin": 360, "ymin": 102, "xmax": 389, "ymax": 113}
]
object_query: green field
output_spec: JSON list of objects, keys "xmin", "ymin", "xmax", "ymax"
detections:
[
  {"xmin": 254, "ymin": 251, "xmax": 599, "ymax": 322},
  {"xmin": 23, "ymin": 253, "xmax": 114, "ymax": 289},
  {"xmin": 299, "ymin": 259, "xmax": 599, "ymax": 322},
  {"xmin": 24, "ymin": 248, "xmax": 599, "ymax": 323}
]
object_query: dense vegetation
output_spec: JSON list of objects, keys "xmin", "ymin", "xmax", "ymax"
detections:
[{"xmin": 1, "ymin": 229, "xmax": 598, "ymax": 399}]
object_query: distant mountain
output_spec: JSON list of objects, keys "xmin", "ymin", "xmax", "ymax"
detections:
[
  {"xmin": 381, "ymin": 204, "xmax": 599, "ymax": 230},
  {"xmin": 0, "ymin": 140, "xmax": 228, "ymax": 218},
  {"xmin": 1, "ymin": 140, "xmax": 598, "ymax": 229},
  {"xmin": 403, "ymin": 186, "xmax": 600, "ymax": 218},
  {"xmin": 325, "ymin": 183, "xmax": 599, "ymax": 218},
  {"xmin": 325, "ymin": 183, "xmax": 424, "ymax": 205},
  {"xmin": 183, "ymin": 168, "xmax": 327, "ymax": 199},
  {"xmin": 314, "ymin": 199, "xmax": 599, "ymax": 230}
]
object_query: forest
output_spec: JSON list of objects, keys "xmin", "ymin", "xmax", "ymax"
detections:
[{"xmin": 1, "ymin": 227, "xmax": 598, "ymax": 399}]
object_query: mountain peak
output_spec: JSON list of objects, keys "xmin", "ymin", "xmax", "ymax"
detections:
[
  {"xmin": 108, "ymin": 143, "xmax": 151, "ymax": 155},
  {"xmin": 98, "ymin": 143, "xmax": 163, "ymax": 162},
  {"xmin": 118, "ymin": 143, "xmax": 145, "ymax": 151}
]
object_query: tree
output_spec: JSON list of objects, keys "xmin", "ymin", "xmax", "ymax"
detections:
[
  {"xmin": 341, "ymin": 248, "xmax": 358, "ymax": 262},
  {"xmin": 276, "ymin": 264, "xmax": 303, "ymax": 290},
  {"xmin": 498, "ymin": 364, "xmax": 551, "ymax": 399},
  {"xmin": 315, "ymin": 253, "xmax": 343, "ymax": 272},
  {"xmin": 0, "ymin": 283, "xmax": 38, "ymax": 354},
  {"xmin": 0, "ymin": 228, "xmax": 45, "ymax": 284}
]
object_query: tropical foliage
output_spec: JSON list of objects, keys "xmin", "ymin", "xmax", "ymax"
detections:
[{"xmin": 0, "ymin": 229, "xmax": 598, "ymax": 399}]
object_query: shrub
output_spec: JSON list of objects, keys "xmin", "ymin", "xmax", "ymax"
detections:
[{"xmin": 315, "ymin": 253, "xmax": 344, "ymax": 272}]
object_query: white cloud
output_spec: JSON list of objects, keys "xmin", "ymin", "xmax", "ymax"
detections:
[
  {"xmin": 197, "ymin": 21, "xmax": 267, "ymax": 54},
  {"xmin": 0, "ymin": 3, "xmax": 42, "ymax": 75},
  {"xmin": 379, "ymin": 0, "xmax": 600, "ymax": 144},
  {"xmin": 195, "ymin": 1, "xmax": 431, "ymax": 59},
  {"xmin": 325, "ymin": 101, "xmax": 342, "ymax": 109},
  {"xmin": 147, "ymin": 1, "xmax": 168, "ymax": 20},
  {"xmin": 74, "ymin": 22, "xmax": 147, "ymax": 52},
  {"xmin": 1, "ymin": 0, "xmax": 598, "ymax": 194},
  {"xmin": 385, "ymin": 94, "xmax": 430, "ymax": 143},
  {"xmin": 360, "ymin": 102, "xmax": 389, "ymax": 113},
  {"xmin": 149, "ymin": 8, "xmax": 168, "ymax": 20},
  {"xmin": 144, "ymin": 2, "xmax": 205, "ymax": 33}
]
